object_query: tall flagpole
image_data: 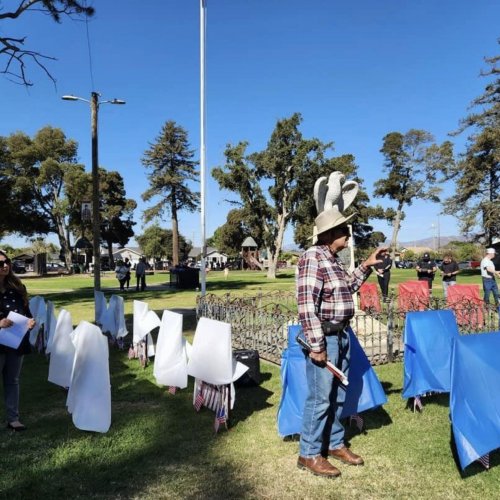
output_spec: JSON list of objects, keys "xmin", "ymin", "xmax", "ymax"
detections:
[{"xmin": 200, "ymin": 0, "xmax": 207, "ymax": 295}]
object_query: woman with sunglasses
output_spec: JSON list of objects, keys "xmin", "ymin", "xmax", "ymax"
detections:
[{"xmin": 0, "ymin": 251, "xmax": 35, "ymax": 431}]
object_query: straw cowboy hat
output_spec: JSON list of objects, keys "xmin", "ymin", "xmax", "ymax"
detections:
[{"xmin": 314, "ymin": 207, "xmax": 356, "ymax": 237}]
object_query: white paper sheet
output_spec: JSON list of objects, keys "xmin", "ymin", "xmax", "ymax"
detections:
[{"xmin": 0, "ymin": 311, "xmax": 30, "ymax": 349}]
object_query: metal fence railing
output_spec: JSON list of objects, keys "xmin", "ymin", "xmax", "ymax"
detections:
[{"xmin": 196, "ymin": 292, "xmax": 500, "ymax": 366}]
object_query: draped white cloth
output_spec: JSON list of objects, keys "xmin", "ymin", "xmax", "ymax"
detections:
[
  {"xmin": 100, "ymin": 295, "xmax": 128, "ymax": 339},
  {"xmin": 29, "ymin": 295, "xmax": 46, "ymax": 346},
  {"xmin": 187, "ymin": 317, "xmax": 248, "ymax": 386},
  {"xmin": 48, "ymin": 309, "xmax": 75, "ymax": 388},
  {"xmin": 94, "ymin": 290, "xmax": 107, "ymax": 327},
  {"xmin": 133, "ymin": 300, "xmax": 160, "ymax": 358},
  {"xmin": 44, "ymin": 300, "xmax": 57, "ymax": 354},
  {"xmin": 66, "ymin": 321, "xmax": 111, "ymax": 433},
  {"xmin": 153, "ymin": 310, "xmax": 191, "ymax": 389}
]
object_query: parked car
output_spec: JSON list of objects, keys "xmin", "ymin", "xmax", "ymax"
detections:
[
  {"xmin": 12, "ymin": 260, "xmax": 26, "ymax": 274},
  {"xmin": 47, "ymin": 262, "xmax": 66, "ymax": 272},
  {"xmin": 458, "ymin": 261, "xmax": 471, "ymax": 270}
]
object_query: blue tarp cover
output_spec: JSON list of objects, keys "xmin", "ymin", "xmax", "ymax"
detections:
[
  {"xmin": 277, "ymin": 324, "xmax": 387, "ymax": 437},
  {"xmin": 451, "ymin": 332, "xmax": 500, "ymax": 470},
  {"xmin": 402, "ymin": 310, "xmax": 459, "ymax": 399}
]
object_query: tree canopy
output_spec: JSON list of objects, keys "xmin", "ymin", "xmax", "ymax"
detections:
[
  {"xmin": 0, "ymin": 0, "xmax": 94, "ymax": 86},
  {"xmin": 373, "ymin": 129, "xmax": 454, "ymax": 259},
  {"xmin": 208, "ymin": 208, "xmax": 253, "ymax": 257},
  {"xmin": 136, "ymin": 224, "xmax": 191, "ymax": 264},
  {"xmin": 213, "ymin": 113, "xmax": 327, "ymax": 278},
  {"xmin": 444, "ymin": 43, "xmax": 499, "ymax": 245},
  {"xmin": 142, "ymin": 120, "xmax": 199, "ymax": 266},
  {"xmin": 3, "ymin": 126, "xmax": 85, "ymax": 268}
]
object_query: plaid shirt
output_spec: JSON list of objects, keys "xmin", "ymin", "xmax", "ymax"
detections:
[{"xmin": 297, "ymin": 244, "xmax": 371, "ymax": 352}]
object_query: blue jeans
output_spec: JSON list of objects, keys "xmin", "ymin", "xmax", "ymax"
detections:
[
  {"xmin": 483, "ymin": 278, "xmax": 499, "ymax": 306},
  {"xmin": 299, "ymin": 331, "xmax": 350, "ymax": 458},
  {"xmin": 0, "ymin": 351, "xmax": 24, "ymax": 422}
]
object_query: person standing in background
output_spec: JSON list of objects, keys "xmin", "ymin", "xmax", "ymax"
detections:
[
  {"xmin": 416, "ymin": 253, "xmax": 437, "ymax": 294},
  {"xmin": 374, "ymin": 249, "xmax": 392, "ymax": 301},
  {"xmin": 480, "ymin": 248, "xmax": 500, "ymax": 308},
  {"xmin": 135, "ymin": 257, "xmax": 147, "ymax": 292},
  {"xmin": 124, "ymin": 257, "xmax": 132, "ymax": 290},
  {"xmin": 439, "ymin": 254, "xmax": 459, "ymax": 299}
]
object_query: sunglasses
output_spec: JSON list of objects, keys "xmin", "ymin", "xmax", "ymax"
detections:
[{"xmin": 0, "ymin": 261, "xmax": 10, "ymax": 268}]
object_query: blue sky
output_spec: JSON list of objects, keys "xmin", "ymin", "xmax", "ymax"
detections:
[{"xmin": 1, "ymin": 0, "xmax": 499, "ymax": 249}]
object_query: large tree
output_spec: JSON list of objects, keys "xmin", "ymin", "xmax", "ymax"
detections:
[
  {"xmin": 373, "ymin": 129, "xmax": 454, "ymax": 260},
  {"xmin": 213, "ymin": 113, "xmax": 329, "ymax": 279},
  {"xmin": 208, "ymin": 208, "xmax": 254, "ymax": 257},
  {"xmin": 136, "ymin": 224, "xmax": 191, "ymax": 264},
  {"xmin": 0, "ymin": 135, "xmax": 49, "ymax": 237},
  {"xmin": 98, "ymin": 170, "xmax": 137, "ymax": 268},
  {"xmin": 0, "ymin": 0, "xmax": 94, "ymax": 86},
  {"xmin": 6, "ymin": 126, "xmax": 85, "ymax": 268},
  {"xmin": 444, "ymin": 44, "xmax": 500, "ymax": 245},
  {"xmin": 66, "ymin": 168, "xmax": 137, "ymax": 269},
  {"xmin": 141, "ymin": 121, "xmax": 199, "ymax": 267}
]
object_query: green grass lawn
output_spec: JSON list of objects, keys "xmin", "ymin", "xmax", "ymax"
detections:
[{"xmin": 0, "ymin": 270, "xmax": 497, "ymax": 499}]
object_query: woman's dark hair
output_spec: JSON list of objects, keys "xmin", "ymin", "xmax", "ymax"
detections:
[{"xmin": 0, "ymin": 251, "xmax": 29, "ymax": 307}]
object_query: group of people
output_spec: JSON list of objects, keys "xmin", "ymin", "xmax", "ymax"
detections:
[
  {"xmin": 415, "ymin": 252, "xmax": 460, "ymax": 298},
  {"xmin": 372, "ymin": 249, "xmax": 499, "ymax": 306},
  {"xmin": 115, "ymin": 257, "xmax": 148, "ymax": 292}
]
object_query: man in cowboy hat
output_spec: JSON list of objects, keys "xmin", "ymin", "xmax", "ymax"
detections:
[{"xmin": 296, "ymin": 207, "xmax": 387, "ymax": 478}]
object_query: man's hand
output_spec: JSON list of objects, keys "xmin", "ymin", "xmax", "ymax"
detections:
[
  {"xmin": 309, "ymin": 350, "xmax": 327, "ymax": 365},
  {"xmin": 363, "ymin": 247, "xmax": 389, "ymax": 268}
]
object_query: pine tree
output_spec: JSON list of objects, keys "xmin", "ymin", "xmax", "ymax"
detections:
[{"xmin": 141, "ymin": 121, "xmax": 199, "ymax": 266}]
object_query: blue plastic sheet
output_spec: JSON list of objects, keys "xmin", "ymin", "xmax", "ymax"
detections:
[
  {"xmin": 277, "ymin": 324, "xmax": 387, "ymax": 437},
  {"xmin": 402, "ymin": 310, "xmax": 459, "ymax": 399},
  {"xmin": 451, "ymin": 332, "xmax": 500, "ymax": 470}
]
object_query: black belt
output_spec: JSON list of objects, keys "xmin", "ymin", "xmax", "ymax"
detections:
[{"xmin": 321, "ymin": 320, "xmax": 349, "ymax": 336}]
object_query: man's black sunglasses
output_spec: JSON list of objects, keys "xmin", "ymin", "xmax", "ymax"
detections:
[{"xmin": 0, "ymin": 261, "xmax": 10, "ymax": 268}]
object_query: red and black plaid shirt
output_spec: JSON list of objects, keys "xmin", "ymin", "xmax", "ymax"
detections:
[{"xmin": 296, "ymin": 245, "xmax": 370, "ymax": 352}]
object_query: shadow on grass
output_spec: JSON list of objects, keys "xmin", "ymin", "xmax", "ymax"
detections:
[
  {"xmin": 381, "ymin": 380, "xmax": 400, "ymax": 395},
  {"xmin": 0, "ymin": 349, "xmax": 262, "ymax": 499}
]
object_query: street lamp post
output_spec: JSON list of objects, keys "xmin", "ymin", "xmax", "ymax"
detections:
[{"xmin": 62, "ymin": 93, "xmax": 125, "ymax": 291}]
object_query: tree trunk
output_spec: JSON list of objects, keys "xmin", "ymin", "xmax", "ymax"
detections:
[
  {"xmin": 172, "ymin": 208, "xmax": 179, "ymax": 267},
  {"xmin": 107, "ymin": 239, "xmax": 115, "ymax": 269},
  {"xmin": 56, "ymin": 216, "xmax": 73, "ymax": 271},
  {"xmin": 266, "ymin": 212, "xmax": 287, "ymax": 279},
  {"xmin": 390, "ymin": 202, "xmax": 404, "ymax": 262},
  {"xmin": 266, "ymin": 247, "xmax": 277, "ymax": 279}
]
